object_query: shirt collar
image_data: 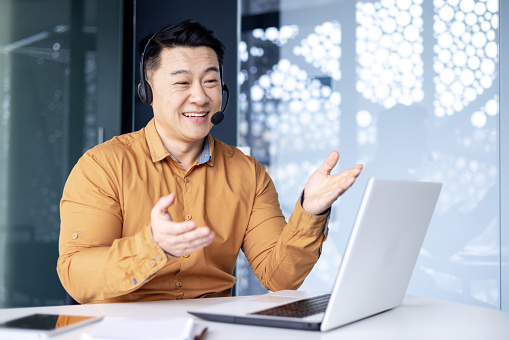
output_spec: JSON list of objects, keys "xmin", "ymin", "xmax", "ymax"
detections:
[
  {"xmin": 145, "ymin": 118, "xmax": 214, "ymax": 166},
  {"xmin": 198, "ymin": 137, "xmax": 212, "ymax": 164},
  {"xmin": 145, "ymin": 119, "xmax": 169, "ymax": 162}
]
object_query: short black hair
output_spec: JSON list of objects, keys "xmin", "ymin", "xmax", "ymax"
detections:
[{"xmin": 139, "ymin": 19, "xmax": 225, "ymax": 79}]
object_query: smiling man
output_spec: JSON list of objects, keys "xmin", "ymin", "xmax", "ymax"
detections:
[{"xmin": 57, "ymin": 20, "xmax": 363, "ymax": 304}]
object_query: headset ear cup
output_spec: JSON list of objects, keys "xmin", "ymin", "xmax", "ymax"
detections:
[
  {"xmin": 144, "ymin": 82, "xmax": 153, "ymax": 105},
  {"xmin": 137, "ymin": 81, "xmax": 153, "ymax": 105},
  {"xmin": 138, "ymin": 82, "xmax": 147, "ymax": 103}
]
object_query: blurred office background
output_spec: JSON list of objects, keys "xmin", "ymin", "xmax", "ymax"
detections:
[{"xmin": 0, "ymin": 0, "xmax": 507, "ymax": 313}]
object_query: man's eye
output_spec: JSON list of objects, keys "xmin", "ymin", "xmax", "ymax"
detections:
[{"xmin": 176, "ymin": 82, "xmax": 189, "ymax": 85}]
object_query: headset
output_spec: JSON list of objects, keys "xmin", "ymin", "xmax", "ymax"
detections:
[{"xmin": 137, "ymin": 25, "xmax": 229, "ymax": 125}]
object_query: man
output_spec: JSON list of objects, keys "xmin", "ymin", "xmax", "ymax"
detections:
[{"xmin": 57, "ymin": 20, "xmax": 362, "ymax": 304}]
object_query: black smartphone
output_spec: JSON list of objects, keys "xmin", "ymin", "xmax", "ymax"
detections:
[{"xmin": 0, "ymin": 313, "xmax": 103, "ymax": 339}]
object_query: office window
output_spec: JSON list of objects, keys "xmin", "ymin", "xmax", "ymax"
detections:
[{"xmin": 237, "ymin": 0, "xmax": 500, "ymax": 309}]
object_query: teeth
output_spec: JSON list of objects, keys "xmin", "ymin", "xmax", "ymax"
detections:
[{"xmin": 184, "ymin": 113, "xmax": 207, "ymax": 118}]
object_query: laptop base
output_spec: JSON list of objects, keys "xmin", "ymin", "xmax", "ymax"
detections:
[{"xmin": 188, "ymin": 311, "xmax": 322, "ymax": 331}]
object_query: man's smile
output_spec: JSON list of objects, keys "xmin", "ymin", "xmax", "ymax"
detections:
[{"xmin": 183, "ymin": 112, "xmax": 209, "ymax": 118}]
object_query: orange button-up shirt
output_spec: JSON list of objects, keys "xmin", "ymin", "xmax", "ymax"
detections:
[{"xmin": 57, "ymin": 119, "xmax": 328, "ymax": 304}]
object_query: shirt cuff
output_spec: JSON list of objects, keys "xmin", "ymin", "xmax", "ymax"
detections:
[{"xmin": 299, "ymin": 191, "xmax": 331, "ymax": 236}]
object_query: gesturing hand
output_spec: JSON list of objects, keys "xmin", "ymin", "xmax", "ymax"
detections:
[
  {"xmin": 151, "ymin": 193, "xmax": 215, "ymax": 257},
  {"xmin": 302, "ymin": 151, "xmax": 363, "ymax": 215}
]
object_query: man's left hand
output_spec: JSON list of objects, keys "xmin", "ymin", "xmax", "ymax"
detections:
[{"xmin": 302, "ymin": 151, "xmax": 363, "ymax": 215}]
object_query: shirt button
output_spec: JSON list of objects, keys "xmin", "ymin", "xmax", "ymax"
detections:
[
  {"xmin": 186, "ymin": 215, "xmax": 192, "ymax": 220},
  {"xmin": 184, "ymin": 177, "xmax": 189, "ymax": 183},
  {"xmin": 150, "ymin": 260, "xmax": 156, "ymax": 266},
  {"xmin": 176, "ymin": 281, "xmax": 182, "ymax": 287},
  {"xmin": 72, "ymin": 234, "xmax": 78, "ymax": 239},
  {"xmin": 132, "ymin": 278, "xmax": 137, "ymax": 285},
  {"xmin": 157, "ymin": 255, "xmax": 162, "ymax": 261}
]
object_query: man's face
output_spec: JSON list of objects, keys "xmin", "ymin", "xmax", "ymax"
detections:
[{"xmin": 148, "ymin": 46, "xmax": 222, "ymax": 145}]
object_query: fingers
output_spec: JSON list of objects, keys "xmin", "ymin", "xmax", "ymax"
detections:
[
  {"xmin": 334, "ymin": 168, "xmax": 362, "ymax": 200},
  {"xmin": 160, "ymin": 226, "xmax": 215, "ymax": 257},
  {"xmin": 320, "ymin": 151, "xmax": 340, "ymax": 176},
  {"xmin": 319, "ymin": 151, "xmax": 362, "ymax": 183},
  {"xmin": 344, "ymin": 163, "xmax": 363, "ymax": 178},
  {"xmin": 331, "ymin": 163, "xmax": 363, "ymax": 188},
  {"xmin": 302, "ymin": 158, "xmax": 363, "ymax": 215},
  {"xmin": 151, "ymin": 194, "xmax": 215, "ymax": 257},
  {"xmin": 153, "ymin": 221, "xmax": 215, "ymax": 257},
  {"xmin": 153, "ymin": 193, "xmax": 176, "ymax": 221}
]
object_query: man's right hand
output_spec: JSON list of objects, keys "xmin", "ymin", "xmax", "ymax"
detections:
[{"xmin": 151, "ymin": 193, "xmax": 215, "ymax": 257}]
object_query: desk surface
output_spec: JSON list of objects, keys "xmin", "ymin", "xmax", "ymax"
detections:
[{"xmin": 0, "ymin": 295, "xmax": 507, "ymax": 340}]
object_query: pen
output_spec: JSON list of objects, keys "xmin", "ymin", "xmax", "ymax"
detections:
[{"xmin": 194, "ymin": 326, "xmax": 208, "ymax": 340}]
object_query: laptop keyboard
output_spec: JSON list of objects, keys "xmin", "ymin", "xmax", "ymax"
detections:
[{"xmin": 250, "ymin": 294, "xmax": 331, "ymax": 318}]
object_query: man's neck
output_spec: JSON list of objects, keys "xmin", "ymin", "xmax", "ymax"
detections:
[
  {"xmin": 163, "ymin": 137, "xmax": 205, "ymax": 172},
  {"xmin": 152, "ymin": 120, "xmax": 208, "ymax": 171}
]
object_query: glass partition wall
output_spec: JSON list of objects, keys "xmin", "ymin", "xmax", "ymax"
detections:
[
  {"xmin": 237, "ymin": 0, "xmax": 501, "ymax": 310},
  {"xmin": 0, "ymin": 0, "xmax": 123, "ymax": 307}
]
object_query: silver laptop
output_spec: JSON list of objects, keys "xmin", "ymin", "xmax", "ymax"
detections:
[{"xmin": 188, "ymin": 177, "xmax": 442, "ymax": 331}]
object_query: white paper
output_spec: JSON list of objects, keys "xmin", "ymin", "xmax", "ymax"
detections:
[{"xmin": 81, "ymin": 317, "xmax": 194, "ymax": 340}]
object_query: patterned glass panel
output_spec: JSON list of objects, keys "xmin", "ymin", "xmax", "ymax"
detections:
[{"xmin": 238, "ymin": 0, "xmax": 500, "ymax": 309}]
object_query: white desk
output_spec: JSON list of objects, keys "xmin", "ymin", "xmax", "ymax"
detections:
[{"xmin": 0, "ymin": 295, "xmax": 507, "ymax": 339}]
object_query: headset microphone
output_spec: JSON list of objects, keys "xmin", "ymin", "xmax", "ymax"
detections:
[{"xmin": 211, "ymin": 84, "xmax": 229, "ymax": 125}]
